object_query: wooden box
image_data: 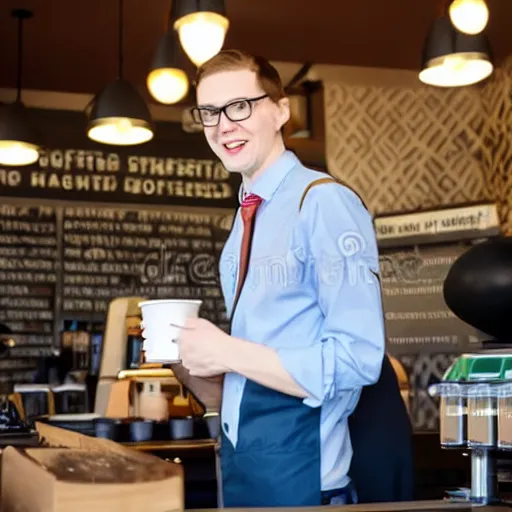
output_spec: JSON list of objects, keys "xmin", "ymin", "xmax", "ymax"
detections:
[{"xmin": 1, "ymin": 422, "xmax": 184, "ymax": 512}]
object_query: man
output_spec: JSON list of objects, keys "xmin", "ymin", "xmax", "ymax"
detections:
[{"xmin": 173, "ymin": 49, "xmax": 386, "ymax": 507}]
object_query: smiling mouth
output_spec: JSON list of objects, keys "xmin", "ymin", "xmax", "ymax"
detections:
[{"xmin": 224, "ymin": 141, "xmax": 247, "ymax": 150}]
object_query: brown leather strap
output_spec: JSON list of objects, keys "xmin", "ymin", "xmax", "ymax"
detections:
[
  {"xmin": 299, "ymin": 178, "xmax": 335, "ymax": 211},
  {"xmin": 299, "ymin": 177, "xmax": 368, "ymax": 211}
]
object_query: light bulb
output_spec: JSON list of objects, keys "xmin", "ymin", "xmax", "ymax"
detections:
[
  {"xmin": 174, "ymin": 12, "xmax": 229, "ymax": 66},
  {"xmin": 419, "ymin": 54, "xmax": 493, "ymax": 87},
  {"xmin": 0, "ymin": 140, "xmax": 39, "ymax": 166},
  {"xmin": 147, "ymin": 68, "xmax": 189, "ymax": 104},
  {"xmin": 449, "ymin": 0, "xmax": 489, "ymax": 35},
  {"xmin": 117, "ymin": 118, "xmax": 133, "ymax": 134},
  {"xmin": 87, "ymin": 117, "xmax": 153, "ymax": 146}
]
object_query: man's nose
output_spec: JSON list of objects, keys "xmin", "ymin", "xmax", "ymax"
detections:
[{"xmin": 218, "ymin": 111, "xmax": 237, "ymax": 133}]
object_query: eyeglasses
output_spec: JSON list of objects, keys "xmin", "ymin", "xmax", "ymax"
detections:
[{"xmin": 191, "ymin": 94, "xmax": 268, "ymax": 127}]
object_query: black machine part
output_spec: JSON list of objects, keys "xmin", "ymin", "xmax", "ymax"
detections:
[{"xmin": 443, "ymin": 237, "xmax": 512, "ymax": 341}]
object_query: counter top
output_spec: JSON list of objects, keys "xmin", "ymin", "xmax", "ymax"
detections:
[
  {"xmin": 194, "ymin": 500, "xmax": 504, "ymax": 512},
  {"xmin": 122, "ymin": 438, "xmax": 216, "ymax": 451},
  {"xmin": 122, "ymin": 430, "xmax": 439, "ymax": 453}
]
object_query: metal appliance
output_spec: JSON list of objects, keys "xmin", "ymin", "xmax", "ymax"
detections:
[{"xmin": 429, "ymin": 353, "xmax": 512, "ymax": 504}]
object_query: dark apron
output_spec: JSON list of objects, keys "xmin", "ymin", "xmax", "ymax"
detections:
[
  {"xmin": 348, "ymin": 354, "xmax": 415, "ymax": 503},
  {"xmin": 220, "ymin": 379, "xmax": 322, "ymax": 507}
]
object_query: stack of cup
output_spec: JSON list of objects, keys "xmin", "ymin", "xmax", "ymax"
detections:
[{"xmin": 139, "ymin": 299, "xmax": 202, "ymax": 363}]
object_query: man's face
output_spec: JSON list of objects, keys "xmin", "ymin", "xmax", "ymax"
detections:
[{"xmin": 196, "ymin": 69, "xmax": 289, "ymax": 178}]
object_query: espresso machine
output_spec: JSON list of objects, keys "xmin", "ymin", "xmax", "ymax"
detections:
[
  {"xmin": 94, "ymin": 297, "xmax": 205, "ymax": 422},
  {"xmin": 94, "ymin": 296, "xmax": 175, "ymax": 417},
  {"xmin": 429, "ymin": 237, "xmax": 512, "ymax": 505}
]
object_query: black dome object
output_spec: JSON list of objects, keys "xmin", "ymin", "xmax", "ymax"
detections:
[{"xmin": 443, "ymin": 237, "xmax": 512, "ymax": 341}]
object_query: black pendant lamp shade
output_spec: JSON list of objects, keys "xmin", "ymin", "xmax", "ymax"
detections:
[
  {"xmin": 0, "ymin": 102, "xmax": 41, "ymax": 166},
  {"xmin": 147, "ymin": 30, "xmax": 189, "ymax": 105},
  {"xmin": 419, "ymin": 16, "xmax": 493, "ymax": 87},
  {"xmin": 170, "ymin": 0, "xmax": 227, "ymax": 19},
  {"xmin": 151, "ymin": 30, "xmax": 186, "ymax": 70},
  {"xmin": 171, "ymin": 0, "xmax": 229, "ymax": 66},
  {"xmin": 87, "ymin": 0, "xmax": 154, "ymax": 145},
  {"xmin": 0, "ymin": 9, "xmax": 41, "ymax": 166},
  {"xmin": 87, "ymin": 78, "xmax": 154, "ymax": 145}
]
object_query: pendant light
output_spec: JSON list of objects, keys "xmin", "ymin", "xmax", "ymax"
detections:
[
  {"xmin": 147, "ymin": 29, "xmax": 189, "ymax": 104},
  {"xmin": 419, "ymin": 16, "xmax": 493, "ymax": 87},
  {"xmin": 171, "ymin": 0, "xmax": 229, "ymax": 67},
  {"xmin": 0, "ymin": 9, "xmax": 41, "ymax": 166},
  {"xmin": 449, "ymin": 0, "xmax": 489, "ymax": 35},
  {"xmin": 87, "ymin": 0, "xmax": 154, "ymax": 145}
]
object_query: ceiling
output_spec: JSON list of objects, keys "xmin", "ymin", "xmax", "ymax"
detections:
[{"xmin": 1, "ymin": 0, "xmax": 512, "ymax": 103}]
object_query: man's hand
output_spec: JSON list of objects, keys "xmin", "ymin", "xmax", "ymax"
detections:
[
  {"xmin": 177, "ymin": 318, "xmax": 309, "ymax": 401},
  {"xmin": 169, "ymin": 363, "xmax": 224, "ymax": 413},
  {"xmin": 178, "ymin": 318, "xmax": 231, "ymax": 377}
]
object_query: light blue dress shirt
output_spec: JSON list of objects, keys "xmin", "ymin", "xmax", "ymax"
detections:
[{"xmin": 219, "ymin": 150, "xmax": 385, "ymax": 491}]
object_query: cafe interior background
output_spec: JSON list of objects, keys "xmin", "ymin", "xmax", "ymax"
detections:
[{"xmin": 0, "ymin": 0, "xmax": 511, "ymax": 507}]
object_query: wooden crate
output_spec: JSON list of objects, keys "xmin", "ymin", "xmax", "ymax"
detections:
[{"xmin": 1, "ymin": 422, "xmax": 184, "ymax": 512}]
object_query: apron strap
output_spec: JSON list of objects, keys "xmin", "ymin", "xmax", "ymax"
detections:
[
  {"xmin": 298, "ymin": 175, "xmax": 375, "ymax": 281},
  {"xmin": 299, "ymin": 176, "xmax": 369, "ymax": 212}
]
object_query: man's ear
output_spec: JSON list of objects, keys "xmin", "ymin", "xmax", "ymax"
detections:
[{"xmin": 276, "ymin": 97, "xmax": 290, "ymax": 130}]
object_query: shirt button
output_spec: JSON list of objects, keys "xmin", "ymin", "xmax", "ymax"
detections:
[{"xmin": 223, "ymin": 422, "xmax": 229, "ymax": 433}]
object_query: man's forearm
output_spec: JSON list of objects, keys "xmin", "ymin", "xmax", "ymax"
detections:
[
  {"xmin": 223, "ymin": 337, "xmax": 308, "ymax": 399},
  {"xmin": 170, "ymin": 363, "xmax": 223, "ymax": 412}
]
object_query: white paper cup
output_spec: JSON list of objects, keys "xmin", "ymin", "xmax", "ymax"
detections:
[{"xmin": 139, "ymin": 299, "xmax": 202, "ymax": 363}]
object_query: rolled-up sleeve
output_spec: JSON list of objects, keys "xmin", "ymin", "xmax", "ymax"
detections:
[{"xmin": 276, "ymin": 183, "xmax": 385, "ymax": 408}]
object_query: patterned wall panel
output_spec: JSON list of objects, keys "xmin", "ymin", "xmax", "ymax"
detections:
[
  {"xmin": 398, "ymin": 353, "xmax": 459, "ymax": 431},
  {"xmin": 480, "ymin": 58, "xmax": 512, "ymax": 234},
  {"xmin": 324, "ymin": 81, "xmax": 493, "ymax": 215}
]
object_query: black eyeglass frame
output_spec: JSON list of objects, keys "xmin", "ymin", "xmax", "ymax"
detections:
[{"xmin": 191, "ymin": 94, "xmax": 269, "ymax": 127}]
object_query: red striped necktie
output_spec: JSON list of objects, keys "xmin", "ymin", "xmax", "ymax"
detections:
[{"xmin": 232, "ymin": 193, "xmax": 263, "ymax": 313}]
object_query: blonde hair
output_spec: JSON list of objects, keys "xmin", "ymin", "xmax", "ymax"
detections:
[{"xmin": 195, "ymin": 49, "xmax": 286, "ymax": 103}]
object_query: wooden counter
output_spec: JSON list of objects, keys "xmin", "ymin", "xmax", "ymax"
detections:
[
  {"xmin": 194, "ymin": 500, "xmax": 505, "ymax": 512},
  {"xmin": 122, "ymin": 438, "xmax": 216, "ymax": 452}
]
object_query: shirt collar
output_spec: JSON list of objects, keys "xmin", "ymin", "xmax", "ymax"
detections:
[{"xmin": 238, "ymin": 150, "xmax": 298, "ymax": 204}]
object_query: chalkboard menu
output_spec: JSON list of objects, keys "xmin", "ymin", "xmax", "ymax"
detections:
[
  {"xmin": 0, "ymin": 199, "xmax": 234, "ymax": 380},
  {"xmin": 379, "ymin": 242, "xmax": 486, "ymax": 355},
  {"xmin": 0, "ymin": 108, "xmax": 242, "ymax": 379},
  {"xmin": 0, "ymin": 205, "xmax": 58, "ymax": 383},
  {"xmin": 0, "ymin": 108, "xmax": 241, "ymax": 209},
  {"xmin": 375, "ymin": 204, "xmax": 500, "ymax": 355},
  {"xmin": 61, "ymin": 205, "xmax": 233, "ymax": 329}
]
